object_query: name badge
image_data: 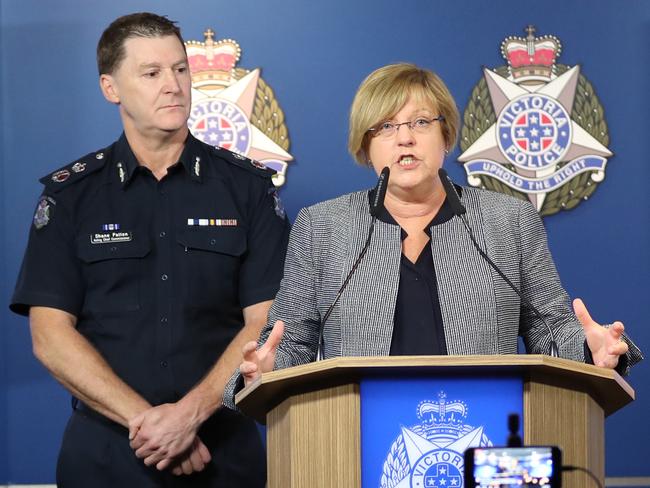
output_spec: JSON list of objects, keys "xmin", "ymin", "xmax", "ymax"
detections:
[{"xmin": 90, "ymin": 231, "xmax": 133, "ymax": 244}]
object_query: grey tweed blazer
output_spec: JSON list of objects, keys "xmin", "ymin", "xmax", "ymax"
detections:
[{"xmin": 223, "ymin": 187, "xmax": 642, "ymax": 409}]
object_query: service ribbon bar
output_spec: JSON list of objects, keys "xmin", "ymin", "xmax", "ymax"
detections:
[{"xmin": 187, "ymin": 218, "xmax": 238, "ymax": 226}]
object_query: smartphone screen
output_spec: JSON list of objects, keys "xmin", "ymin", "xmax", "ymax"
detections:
[{"xmin": 464, "ymin": 446, "xmax": 561, "ymax": 487}]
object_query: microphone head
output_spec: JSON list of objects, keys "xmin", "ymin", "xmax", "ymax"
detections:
[
  {"xmin": 438, "ymin": 168, "xmax": 467, "ymax": 216},
  {"xmin": 506, "ymin": 413, "xmax": 523, "ymax": 447},
  {"xmin": 370, "ymin": 167, "xmax": 390, "ymax": 217},
  {"xmin": 507, "ymin": 413, "xmax": 520, "ymax": 434}
]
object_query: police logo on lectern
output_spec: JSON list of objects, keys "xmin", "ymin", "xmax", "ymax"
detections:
[
  {"xmin": 458, "ymin": 25, "xmax": 612, "ymax": 216},
  {"xmin": 380, "ymin": 392, "xmax": 492, "ymax": 488},
  {"xmin": 185, "ymin": 29, "xmax": 293, "ymax": 186}
]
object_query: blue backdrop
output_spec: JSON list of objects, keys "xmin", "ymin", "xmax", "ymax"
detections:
[{"xmin": 1, "ymin": 0, "xmax": 648, "ymax": 483}]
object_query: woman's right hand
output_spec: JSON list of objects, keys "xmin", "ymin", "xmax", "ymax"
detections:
[{"xmin": 240, "ymin": 320, "xmax": 285, "ymax": 387}]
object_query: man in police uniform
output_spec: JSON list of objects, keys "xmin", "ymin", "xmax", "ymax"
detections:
[{"xmin": 10, "ymin": 12, "xmax": 289, "ymax": 487}]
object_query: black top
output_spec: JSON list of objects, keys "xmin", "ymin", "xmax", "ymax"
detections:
[
  {"xmin": 371, "ymin": 188, "xmax": 459, "ymax": 355},
  {"xmin": 11, "ymin": 133, "xmax": 290, "ymax": 405}
]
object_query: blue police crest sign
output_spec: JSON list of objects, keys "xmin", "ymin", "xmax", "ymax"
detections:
[
  {"xmin": 458, "ymin": 26, "xmax": 612, "ymax": 215},
  {"xmin": 380, "ymin": 392, "xmax": 492, "ymax": 488},
  {"xmin": 185, "ymin": 29, "xmax": 293, "ymax": 186}
]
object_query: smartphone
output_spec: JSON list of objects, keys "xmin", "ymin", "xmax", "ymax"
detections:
[{"xmin": 464, "ymin": 446, "xmax": 562, "ymax": 487}]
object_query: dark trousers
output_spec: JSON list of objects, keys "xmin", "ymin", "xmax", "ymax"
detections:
[{"xmin": 56, "ymin": 407, "xmax": 266, "ymax": 487}]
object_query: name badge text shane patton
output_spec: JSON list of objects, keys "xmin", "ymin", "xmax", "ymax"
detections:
[{"xmin": 90, "ymin": 231, "xmax": 133, "ymax": 244}]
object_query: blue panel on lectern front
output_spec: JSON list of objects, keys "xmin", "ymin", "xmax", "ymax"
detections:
[{"xmin": 360, "ymin": 376, "xmax": 522, "ymax": 488}]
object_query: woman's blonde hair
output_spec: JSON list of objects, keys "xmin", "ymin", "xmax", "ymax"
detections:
[{"xmin": 348, "ymin": 63, "xmax": 459, "ymax": 165}]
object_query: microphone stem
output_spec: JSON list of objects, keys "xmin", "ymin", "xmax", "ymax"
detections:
[
  {"xmin": 316, "ymin": 217, "xmax": 377, "ymax": 361},
  {"xmin": 458, "ymin": 215, "xmax": 559, "ymax": 358}
]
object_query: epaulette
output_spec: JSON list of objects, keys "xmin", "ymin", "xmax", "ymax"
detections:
[
  {"xmin": 209, "ymin": 145, "xmax": 276, "ymax": 178},
  {"xmin": 39, "ymin": 147, "xmax": 111, "ymax": 192}
]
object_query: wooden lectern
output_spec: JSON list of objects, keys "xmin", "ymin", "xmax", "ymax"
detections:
[{"xmin": 236, "ymin": 355, "xmax": 635, "ymax": 488}]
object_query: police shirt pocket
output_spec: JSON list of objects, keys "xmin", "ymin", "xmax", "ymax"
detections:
[
  {"xmin": 76, "ymin": 236, "xmax": 150, "ymax": 315},
  {"xmin": 177, "ymin": 227, "xmax": 247, "ymax": 308},
  {"xmin": 177, "ymin": 227, "xmax": 246, "ymax": 256}
]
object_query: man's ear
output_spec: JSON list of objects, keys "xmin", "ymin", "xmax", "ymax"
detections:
[{"xmin": 100, "ymin": 74, "xmax": 120, "ymax": 104}]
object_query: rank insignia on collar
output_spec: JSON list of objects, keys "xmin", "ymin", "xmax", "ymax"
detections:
[
  {"xmin": 33, "ymin": 196, "xmax": 55, "ymax": 229},
  {"xmin": 194, "ymin": 156, "xmax": 201, "ymax": 177},
  {"xmin": 51, "ymin": 169, "xmax": 70, "ymax": 183},
  {"xmin": 117, "ymin": 162, "xmax": 126, "ymax": 183},
  {"xmin": 71, "ymin": 162, "xmax": 86, "ymax": 173}
]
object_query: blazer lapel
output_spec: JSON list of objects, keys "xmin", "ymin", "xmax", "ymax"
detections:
[
  {"xmin": 338, "ymin": 193, "xmax": 401, "ymax": 356},
  {"xmin": 429, "ymin": 212, "xmax": 501, "ymax": 355}
]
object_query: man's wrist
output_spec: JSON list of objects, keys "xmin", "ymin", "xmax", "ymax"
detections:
[{"xmin": 179, "ymin": 387, "xmax": 222, "ymax": 426}]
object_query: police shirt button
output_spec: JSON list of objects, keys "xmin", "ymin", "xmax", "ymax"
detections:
[
  {"xmin": 161, "ymin": 274, "xmax": 168, "ymax": 281},
  {"xmin": 160, "ymin": 316, "xmax": 168, "ymax": 324},
  {"xmin": 110, "ymin": 246, "xmax": 117, "ymax": 252},
  {"xmin": 159, "ymin": 231, "xmax": 166, "ymax": 238},
  {"xmin": 210, "ymin": 239, "xmax": 216, "ymax": 245},
  {"xmin": 161, "ymin": 361, "xmax": 168, "ymax": 368}
]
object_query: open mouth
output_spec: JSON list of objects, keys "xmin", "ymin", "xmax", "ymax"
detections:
[{"xmin": 397, "ymin": 155, "xmax": 418, "ymax": 167}]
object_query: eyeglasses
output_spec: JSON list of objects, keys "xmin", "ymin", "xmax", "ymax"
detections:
[{"xmin": 367, "ymin": 115, "xmax": 445, "ymax": 139}]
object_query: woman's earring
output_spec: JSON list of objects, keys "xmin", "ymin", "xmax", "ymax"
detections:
[{"xmin": 444, "ymin": 148, "xmax": 449, "ymax": 155}]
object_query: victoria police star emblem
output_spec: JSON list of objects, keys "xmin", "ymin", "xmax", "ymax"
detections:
[
  {"xmin": 185, "ymin": 29, "xmax": 293, "ymax": 186},
  {"xmin": 458, "ymin": 26, "xmax": 612, "ymax": 215},
  {"xmin": 380, "ymin": 392, "xmax": 492, "ymax": 488}
]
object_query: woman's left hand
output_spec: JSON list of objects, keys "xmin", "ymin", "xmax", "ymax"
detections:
[{"xmin": 573, "ymin": 298, "xmax": 628, "ymax": 369}]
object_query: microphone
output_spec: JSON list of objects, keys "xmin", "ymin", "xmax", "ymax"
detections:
[
  {"xmin": 438, "ymin": 168, "xmax": 467, "ymax": 217},
  {"xmin": 506, "ymin": 413, "xmax": 523, "ymax": 447},
  {"xmin": 370, "ymin": 166, "xmax": 390, "ymax": 217},
  {"xmin": 315, "ymin": 167, "xmax": 390, "ymax": 360},
  {"xmin": 438, "ymin": 168, "xmax": 559, "ymax": 358}
]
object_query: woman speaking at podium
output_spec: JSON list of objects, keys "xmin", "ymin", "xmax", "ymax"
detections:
[{"xmin": 224, "ymin": 63, "xmax": 642, "ymax": 407}]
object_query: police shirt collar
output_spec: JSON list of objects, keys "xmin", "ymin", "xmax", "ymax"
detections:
[
  {"xmin": 112, "ymin": 132, "xmax": 204, "ymax": 187},
  {"xmin": 368, "ymin": 185, "xmax": 461, "ymax": 239},
  {"xmin": 112, "ymin": 133, "xmax": 139, "ymax": 187},
  {"xmin": 178, "ymin": 133, "xmax": 203, "ymax": 183}
]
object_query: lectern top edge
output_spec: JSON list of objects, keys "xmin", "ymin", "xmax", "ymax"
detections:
[{"xmin": 235, "ymin": 355, "xmax": 634, "ymax": 423}]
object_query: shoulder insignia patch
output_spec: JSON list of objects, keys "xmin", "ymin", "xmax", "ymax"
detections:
[
  {"xmin": 33, "ymin": 196, "xmax": 56, "ymax": 229},
  {"xmin": 269, "ymin": 187, "xmax": 286, "ymax": 219},
  {"xmin": 40, "ymin": 148, "xmax": 111, "ymax": 192}
]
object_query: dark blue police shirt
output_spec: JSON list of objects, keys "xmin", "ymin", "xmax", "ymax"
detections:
[{"xmin": 11, "ymin": 133, "xmax": 290, "ymax": 405}]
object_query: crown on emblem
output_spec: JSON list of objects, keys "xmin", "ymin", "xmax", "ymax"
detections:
[
  {"xmin": 417, "ymin": 391, "xmax": 468, "ymax": 426},
  {"xmin": 185, "ymin": 28, "xmax": 242, "ymax": 90},
  {"xmin": 501, "ymin": 25, "xmax": 562, "ymax": 84}
]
